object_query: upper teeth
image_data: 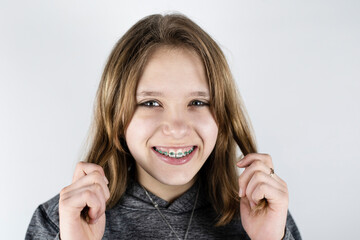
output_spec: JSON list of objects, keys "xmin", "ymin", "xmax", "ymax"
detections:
[{"xmin": 155, "ymin": 147, "xmax": 195, "ymax": 158}]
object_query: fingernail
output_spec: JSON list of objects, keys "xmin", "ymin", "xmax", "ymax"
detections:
[
  {"xmin": 239, "ymin": 188, "xmax": 243, "ymax": 197},
  {"xmin": 250, "ymin": 201, "xmax": 256, "ymax": 209}
]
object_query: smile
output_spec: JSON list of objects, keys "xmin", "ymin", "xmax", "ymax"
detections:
[{"xmin": 152, "ymin": 146, "xmax": 196, "ymax": 159}]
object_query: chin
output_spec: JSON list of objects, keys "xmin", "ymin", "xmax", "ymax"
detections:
[{"xmin": 152, "ymin": 169, "xmax": 197, "ymax": 187}]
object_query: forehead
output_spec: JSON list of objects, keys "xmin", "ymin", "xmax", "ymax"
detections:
[{"xmin": 137, "ymin": 47, "xmax": 209, "ymax": 94}]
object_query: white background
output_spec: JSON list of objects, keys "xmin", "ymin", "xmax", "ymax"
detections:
[{"xmin": 1, "ymin": 0, "xmax": 359, "ymax": 239}]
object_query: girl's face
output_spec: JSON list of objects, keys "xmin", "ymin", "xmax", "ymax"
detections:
[{"xmin": 125, "ymin": 47, "xmax": 218, "ymax": 189}]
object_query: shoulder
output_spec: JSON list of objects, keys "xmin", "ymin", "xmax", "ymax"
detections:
[
  {"xmin": 26, "ymin": 194, "xmax": 60, "ymax": 239},
  {"xmin": 38, "ymin": 194, "xmax": 60, "ymax": 228},
  {"xmin": 284, "ymin": 211, "xmax": 302, "ymax": 240}
]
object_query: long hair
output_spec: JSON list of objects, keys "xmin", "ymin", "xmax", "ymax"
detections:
[{"xmin": 84, "ymin": 13, "xmax": 258, "ymax": 226}]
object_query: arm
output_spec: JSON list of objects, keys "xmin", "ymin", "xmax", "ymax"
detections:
[{"xmin": 26, "ymin": 203, "xmax": 60, "ymax": 240}]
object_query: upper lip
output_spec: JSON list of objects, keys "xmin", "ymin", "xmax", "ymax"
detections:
[{"xmin": 152, "ymin": 145, "xmax": 196, "ymax": 149}]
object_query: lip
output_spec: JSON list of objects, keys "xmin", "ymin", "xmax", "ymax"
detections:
[
  {"xmin": 151, "ymin": 146, "xmax": 197, "ymax": 165},
  {"xmin": 154, "ymin": 145, "xmax": 194, "ymax": 149}
]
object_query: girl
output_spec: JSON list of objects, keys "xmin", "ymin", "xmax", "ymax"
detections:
[{"xmin": 27, "ymin": 13, "xmax": 301, "ymax": 240}]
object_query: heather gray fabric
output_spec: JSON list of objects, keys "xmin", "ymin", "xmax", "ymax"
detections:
[{"xmin": 26, "ymin": 180, "xmax": 301, "ymax": 239}]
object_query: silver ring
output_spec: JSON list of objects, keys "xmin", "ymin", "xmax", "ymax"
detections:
[{"xmin": 269, "ymin": 168, "xmax": 275, "ymax": 177}]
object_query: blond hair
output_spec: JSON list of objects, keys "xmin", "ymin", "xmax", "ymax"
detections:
[{"xmin": 84, "ymin": 13, "xmax": 258, "ymax": 226}]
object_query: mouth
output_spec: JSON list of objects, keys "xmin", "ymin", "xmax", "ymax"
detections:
[
  {"xmin": 151, "ymin": 145, "xmax": 197, "ymax": 165},
  {"xmin": 152, "ymin": 146, "xmax": 196, "ymax": 158}
]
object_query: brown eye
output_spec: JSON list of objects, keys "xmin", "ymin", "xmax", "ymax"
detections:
[
  {"xmin": 189, "ymin": 100, "xmax": 208, "ymax": 106},
  {"xmin": 140, "ymin": 100, "xmax": 160, "ymax": 107}
]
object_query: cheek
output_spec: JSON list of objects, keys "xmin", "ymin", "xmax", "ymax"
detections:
[
  {"xmin": 191, "ymin": 111, "xmax": 218, "ymax": 148},
  {"xmin": 125, "ymin": 111, "xmax": 161, "ymax": 146}
]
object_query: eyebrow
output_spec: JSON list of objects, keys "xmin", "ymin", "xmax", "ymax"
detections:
[
  {"xmin": 137, "ymin": 91, "xmax": 164, "ymax": 97},
  {"xmin": 137, "ymin": 91, "xmax": 210, "ymax": 97},
  {"xmin": 189, "ymin": 91, "xmax": 209, "ymax": 97}
]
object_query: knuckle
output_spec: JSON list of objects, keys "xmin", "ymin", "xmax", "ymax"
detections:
[
  {"xmin": 253, "ymin": 170, "xmax": 264, "ymax": 180},
  {"xmin": 92, "ymin": 183, "xmax": 102, "ymax": 192},
  {"xmin": 90, "ymin": 171, "xmax": 102, "ymax": 180},
  {"xmin": 253, "ymin": 170, "xmax": 262, "ymax": 177},
  {"xmin": 96, "ymin": 169, "xmax": 105, "ymax": 178},
  {"xmin": 263, "ymin": 154, "xmax": 273, "ymax": 165},
  {"xmin": 252, "ymin": 160, "xmax": 262, "ymax": 168},
  {"xmin": 74, "ymin": 161, "xmax": 86, "ymax": 175},
  {"xmin": 82, "ymin": 189, "xmax": 94, "ymax": 199},
  {"xmin": 258, "ymin": 182, "xmax": 267, "ymax": 192},
  {"xmin": 87, "ymin": 171, "xmax": 103, "ymax": 184},
  {"xmin": 60, "ymin": 186, "xmax": 69, "ymax": 196},
  {"xmin": 96, "ymin": 165, "xmax": 105, "ymax": 175},
  {"xmin": 91, "ymin": 164, "xmax": 104, "ymax": 175},
  {"xmin": 76, "ymin": 161, "xmax": 85, "ymax": 169}
]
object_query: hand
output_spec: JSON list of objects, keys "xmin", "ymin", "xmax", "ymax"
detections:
[
  {"xmin": 237, "ymin": 153, "xmax": 288, "ymax": 240},
  {"xmin": 59, "ymin": 162, "xmax": 110, "ymax": 240}
]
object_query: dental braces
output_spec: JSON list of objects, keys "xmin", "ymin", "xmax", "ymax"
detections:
[{"xmin": 154, "ymin": 147, "xmax": 195, "ymax": 158}]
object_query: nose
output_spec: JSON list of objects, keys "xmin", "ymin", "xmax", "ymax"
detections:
[{"xmin": 162, "ymin": 109, "xmax": 190, "ymax": 139}]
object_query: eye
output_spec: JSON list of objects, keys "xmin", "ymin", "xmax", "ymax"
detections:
[
  {"xmin": 139, "ymin": 100, "xmax": 161, "ymax": 107},
  {"xmin": 189, "ymin": 100, "xmax": 209, "ymax": 107}
]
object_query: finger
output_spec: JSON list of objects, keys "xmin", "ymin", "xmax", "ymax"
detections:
[
  {"xmin": 72, "ymin": 162, "xmax": 107, "ymax": 183},
  {"xmin": 238, "ymin": 160, "xmax": 284, "ymax": 197},
  {"xmin": 238, "ymin": 160, "xmax": 270, "ymax": 196},
  {"xmin": 250, "ymin": 182, "xmax": 288, "ymax": 209},
  {"xmin": 85, "ymin": 184, "xmax": 107, "ymax": 223},
  {"xmin": 245, "ymin": 171, "xmax": 287, "ymax": 207},
  {"xmin": 66, "ymin": 171, "xmax": 110, "ymax": 201},
  {"xmin": 237, "ymin": 153, "xmax": 273, "ymax": 169},
  {"xmin": 60, "ymin": 183, "xmax": 107, "ymax": 223}
]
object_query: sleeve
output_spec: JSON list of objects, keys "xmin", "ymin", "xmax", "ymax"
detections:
[
  {"xmin": 25, "ymin": 205, "xmax": 60, "ymax": 240},
  {"xmin": 282, "ymin": 211, "xmax": 302, "ymax": 240}
]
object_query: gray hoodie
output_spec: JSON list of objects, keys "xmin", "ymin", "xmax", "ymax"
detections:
[{"xmin": 26, "ymin": 180, "xmax": 301, "ymax": 239}]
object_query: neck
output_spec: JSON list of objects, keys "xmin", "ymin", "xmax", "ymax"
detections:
[{"xmin": 136, "ymin": 166, "xmax": 196, "ymax": 202}]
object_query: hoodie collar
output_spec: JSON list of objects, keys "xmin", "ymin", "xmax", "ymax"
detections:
[{"xmin": 118, "ymin": 179, "xmax": 209, "ymax": 213}]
